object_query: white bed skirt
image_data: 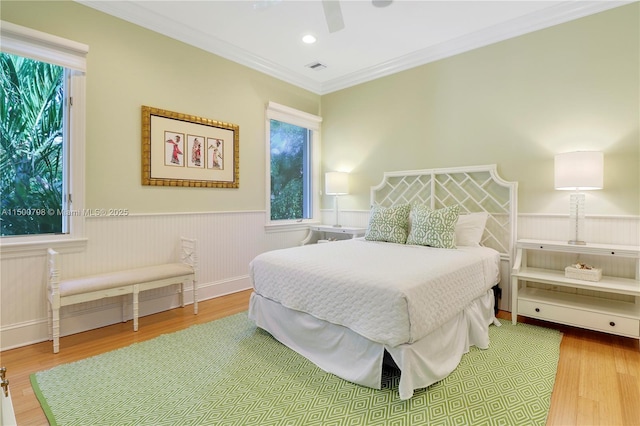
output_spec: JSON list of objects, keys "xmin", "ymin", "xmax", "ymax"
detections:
[{"xmin": 248, "ymin": 289, "xmax": 500, "ymax": 400}]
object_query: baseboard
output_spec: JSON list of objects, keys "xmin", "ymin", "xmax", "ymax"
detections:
[{"xmin": 0, "ymin": 276, "xmax": 251, "ymax": 351}]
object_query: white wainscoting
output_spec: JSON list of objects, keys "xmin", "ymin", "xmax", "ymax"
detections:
[
  {"xmin": 1, "ymin": 210, "xmax": 638, "ymax": 350},
  {"xmin": 0, "ymin": 211, "xmax": 307, "ymax": 351},
  {"xmin": 517, "ymin": 214, "xmax": 640, "ymax": 246}
]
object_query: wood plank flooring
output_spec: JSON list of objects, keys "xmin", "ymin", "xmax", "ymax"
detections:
[{"xmin": 1, "ymin": 290, "xmax": 638, "ymax": 426}]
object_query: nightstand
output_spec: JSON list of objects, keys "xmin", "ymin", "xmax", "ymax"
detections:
[
  {"xmin": 301, "ymin": 225, "xmax": 366, "ymax": 245},
  {"xmin": 511, "ymin": 239, "xmax": 640, "ymax": 347}
]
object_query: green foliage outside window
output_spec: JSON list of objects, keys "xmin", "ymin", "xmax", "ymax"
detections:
[
  {"xmin": 0, "ymin": 53, "xmax": 64, "ymax": 236},
  {"xmin": 270, "ymin": 119, "xmax": 309, "ymax": 220}
]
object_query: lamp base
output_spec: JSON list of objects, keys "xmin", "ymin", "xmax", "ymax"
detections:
[
  {"xmin": 568, "ymin": 192, "xmax": 586, "ymax": 247},
  {"xmin": 332, "ymin": 195, "xmax": 342, "ymax": 228}
]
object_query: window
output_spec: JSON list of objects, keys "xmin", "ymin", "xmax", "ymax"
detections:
[
  {"xmin": 1, "ymin": 53, "xmax": 66, "ymax": 236},
  {"xmin": 0, "ymin": 21, "xmax": 87, "ymax": 251},
  {"xmin": 266, "ymin": 102, "xmax": 321, "ymax": 229}
]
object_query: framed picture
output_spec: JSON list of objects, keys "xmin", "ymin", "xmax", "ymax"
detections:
[{"xmin": 141, "ymin": 106, "xmax": 239, "ymax": 187}]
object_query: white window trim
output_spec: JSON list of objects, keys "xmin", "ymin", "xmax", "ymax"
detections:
[
  {"xmin": 0, "ymin": 21, "xmax": 88, "ymax": 258},
  {"xmin": 265, "ymin": 102, "xmax": 322, "ymax": 232}
]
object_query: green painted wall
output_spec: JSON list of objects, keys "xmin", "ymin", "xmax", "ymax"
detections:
[
  {"xmin": 1, "ymin": 0, "xmax": 320, "ymax": 213},
  {"xmin": 3, "ymin": 2, "xmax": 638, "ymax": 216},
  {"xmin": 321, "ymin": 3, "xmax": 639, "ymax": 215}
]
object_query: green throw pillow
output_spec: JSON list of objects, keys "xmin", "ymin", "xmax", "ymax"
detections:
[
  {"xmin": 364, "ymin": 204, "xmax": 410, "ymax": 244},
  {"xmin": 406, "ymin": 204, "xmax": 460, "ymax": 249}
]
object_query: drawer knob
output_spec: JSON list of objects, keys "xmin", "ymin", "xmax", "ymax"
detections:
[
  {"xmin": 609, "ymin": 321, "xmax": 616, "ymax": 327},
  {"xmin": 535, "ymin": 308, "xmax": 540, "ymax": 313}
]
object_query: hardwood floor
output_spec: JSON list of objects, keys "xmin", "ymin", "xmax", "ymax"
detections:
[
  {"xmin": 514, "ymin": 316, "xmax": 640, "ymax": 426},
  {"xmin": 2, "ymin": 291, "xmax": 638, "ymax": 426}
]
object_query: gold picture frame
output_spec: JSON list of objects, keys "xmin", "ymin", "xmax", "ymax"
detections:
[{"xmin": 141, "ymin": 106, "xmax": 239, "ymax": 188}]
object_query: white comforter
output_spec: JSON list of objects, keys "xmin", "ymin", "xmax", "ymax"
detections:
[{"xmin": 250, "ymin": 239, "xmax": 500, "ymax": 347}]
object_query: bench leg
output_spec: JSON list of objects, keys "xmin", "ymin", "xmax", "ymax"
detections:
[
  {"xmin": 47, "ymin": 301, "xmax": 52, "ymax": 342},
  {"xmin": 193, "ymin": 276, "xmax": 198, "ymax": 315},
  {"xmin": 133, "ymin": 284, "xmax": 139, "ymax": 332},
  {"xmin": 52, "ymin": 305, "xmax": 60, "ymax": 354}
]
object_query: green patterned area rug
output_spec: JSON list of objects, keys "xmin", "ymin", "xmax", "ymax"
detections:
[{"xmin": 32, "ymin": 313, "xmax": 561, "ymax": 426}]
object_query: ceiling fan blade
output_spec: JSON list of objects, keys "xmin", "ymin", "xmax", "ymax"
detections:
[
  {"xmin": 322, "ymin": 0, "xmax": 345, "ymax": 33},
  {"xmin": 372, "ymin": 0, "xmax": 393, "ymax": 7}
]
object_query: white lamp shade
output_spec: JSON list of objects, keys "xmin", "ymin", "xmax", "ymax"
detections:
[
  {"xmin": 325, "ymin": 171, "xmax": 349, "ymax": 195},
  {"xmin": 554, "ymin": 151, "xmax": 604, "ymax": 190}
]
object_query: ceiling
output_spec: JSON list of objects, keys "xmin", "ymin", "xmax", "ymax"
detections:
[{"xmin": 77, "ymin": 0, "xmax": 630, "ymax": 94}]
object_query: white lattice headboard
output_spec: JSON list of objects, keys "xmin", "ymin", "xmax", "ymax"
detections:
[{"xmin": 370, "ymin": 164, "xmax": 518, "ymax": 262}]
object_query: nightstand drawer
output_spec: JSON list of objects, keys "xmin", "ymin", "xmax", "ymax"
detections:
[{"xmin": 519, "ymin": 299, "xmax": 640, "ymax": 338}]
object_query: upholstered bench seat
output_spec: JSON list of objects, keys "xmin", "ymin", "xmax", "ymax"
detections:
[
  {"xmin": 47, "ymin": 237, "xmax": 198, "ymax": 353},
  {"xmin": 58, "ymin": 263, "xmax": 195, "ymax": 297}
]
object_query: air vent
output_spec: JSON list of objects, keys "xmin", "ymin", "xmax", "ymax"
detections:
[{"xmin": 306, "ymin": 61, "xmax": 327, "ymax": 71}]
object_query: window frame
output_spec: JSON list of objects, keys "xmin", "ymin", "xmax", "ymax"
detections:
[
  {"xmin": 265, "ymin": 102, "xmax": 322, "ymax": 231},
  {"xmin": 0, "ymin": 21, "xmax": 88, "ymax": 257}
]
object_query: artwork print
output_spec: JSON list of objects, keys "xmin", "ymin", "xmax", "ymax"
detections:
[
  {"xmin": 142, "ymin": 106, "xmax": 239, "ymax": 188},
  {"xmin": 208, "ymin": 138, "xmax": 224, "ymax": 170},
  {"xmin": 187, "ymin": 135, "xmax": 205, "ymax": 169},
  {"xmin": 165, "ymin": 132, "xmax": 185, "ymax": 167}
]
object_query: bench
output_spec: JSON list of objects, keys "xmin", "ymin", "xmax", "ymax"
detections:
[{"xmin": 47, "ymin": 237, "xmax": 198, "ymax": 353}]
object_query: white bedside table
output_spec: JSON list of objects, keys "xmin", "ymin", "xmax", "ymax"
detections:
[
  {"xmin": 301, "ymin": 225, "xmax": 366, "ymax": 245},
  {"xmin": 511, "ymin": 239, "xmax": 640, "ymax": 347}
]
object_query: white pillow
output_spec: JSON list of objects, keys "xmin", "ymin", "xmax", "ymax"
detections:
[{"xmin": 455, "ymin": 212, "xmax": 488, "ymax": 247}]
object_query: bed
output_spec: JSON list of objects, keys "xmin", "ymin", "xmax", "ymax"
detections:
[{"xmin": 249, "ymin": 165, "xmax": 517, "ymax": 399}]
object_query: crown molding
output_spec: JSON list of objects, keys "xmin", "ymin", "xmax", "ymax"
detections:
[
  {"xmin": 76, "ymin": 1, "xmax": 633, "ymax": 95},
  {"xmin": 75, "ymin": 0, "xmax": 323, "ymax": 93},
  {"xmin": 320, "ymin": 1, "xmax": 634, "ymax": 94}
]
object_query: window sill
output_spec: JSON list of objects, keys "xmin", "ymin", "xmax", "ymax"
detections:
[
  {"xmin": 264, "ymin": 221, "xmax": 320, "ymax": 233},
  {"xmin": 0, "ymin": 236, "xmax": 88, "ymax": 259}
]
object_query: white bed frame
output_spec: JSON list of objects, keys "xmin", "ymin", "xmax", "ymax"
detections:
[
  {"xmin": 250, "ymin": 164, "xmax": 518, "ymax": 399},
  {"xmin": 370, "ymin": 164, "xmax": 518, "ymax": 309}
]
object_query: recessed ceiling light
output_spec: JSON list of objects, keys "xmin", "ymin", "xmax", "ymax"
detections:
[{"xmin": 302, "ymin": 34, "xmax": 317, "ymax": 44}]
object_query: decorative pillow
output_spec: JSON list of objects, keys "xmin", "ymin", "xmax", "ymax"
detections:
[
  {"xmin": 455, "ymin": 212, "xmax": 489, "ymax": 247},
  {"xmin": 364, "ymin": 204, "xmax": 410, "ymax": 244},
  {"xmin": 406, "ymin": 204, "xmax": 460, "ymax": 249}
]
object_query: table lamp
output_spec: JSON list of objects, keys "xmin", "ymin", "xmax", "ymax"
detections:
[
  {"xmin": 325, "ymin": 171, "xmax": 349, "ymax": 227},
  {"xmin": 554, "ymin": 151, "xmax": 603, "ymax": 245}
]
